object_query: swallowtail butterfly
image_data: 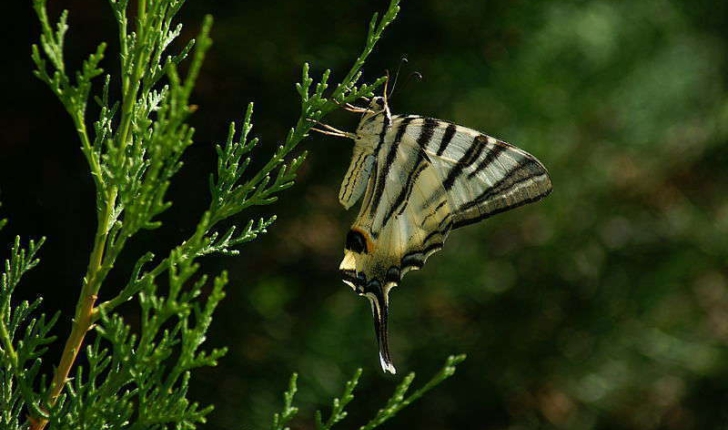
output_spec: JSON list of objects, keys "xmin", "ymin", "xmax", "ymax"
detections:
[{"xmin": 315, "ymin": 93, "xmax": 552, "ymax": 374}]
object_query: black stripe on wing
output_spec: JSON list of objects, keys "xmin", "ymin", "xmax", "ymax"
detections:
[
  {"xmin": 381, "ymin": 121, "xmax": 439, "ymax": 225},
  {"xmin": 436, "ymin": 123, "xmax": 458, "ymax": 156},
  {"xmin": 421, "ymin": 200, "xmax": 448, "ymax": 226},
  {"xmin": 340, "ymin": 151, "xmax": 371, "ymax": 203},
  {"xmin": 401, "ymin": 242, "xmax": 445, "ymax": 271},
  {"xmin": 467, "ymin": 139, "xmax": 510, "ymax": 179},
  {"xmin": 398, "ymin": 215, "xmax": 453, "ymax": 273},
  {"xmin": 418, "ymin": 117, "xmax": 439, "ymax": 147},
  {"xmin": 443, "ymin": 135, "xmax": 489, "ymax": 191},
  {"xmin": 390, "ymin": 160, "xmax": 429, "ymax": 221},
  {"xmin": 453, "ymin": 157, "xmax": 551, "ymax": 228},
  {"xmin": 369, "ymin": 117, "xmax": 414, "ymax": 220},
  {"xmin": 452, "ymin": 189, "xmax": 551, "ymax": 229}
]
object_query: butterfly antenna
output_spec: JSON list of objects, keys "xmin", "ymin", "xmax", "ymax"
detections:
[
  {"xmin": 383, "ymin": 69, "xmax": 391, "ymax": 107},
  {"xmin": 387, "ymin": 54, "xmax": 409, "ymax": 99}
]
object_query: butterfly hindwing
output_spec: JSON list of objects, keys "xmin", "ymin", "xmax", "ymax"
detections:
[{"xmin": 346, "ymin": 123, "xmax": 453, "ymax": 278}]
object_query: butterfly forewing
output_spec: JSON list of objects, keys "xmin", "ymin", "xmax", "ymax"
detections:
[{"xmin": 409, "ymin": 118, "xmax": 552, "ymax": 228}]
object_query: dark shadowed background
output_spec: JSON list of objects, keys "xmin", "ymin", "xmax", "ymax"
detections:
[{"xmin": 6, "ymin": 0, "xmax": 728, "ymax": 428}]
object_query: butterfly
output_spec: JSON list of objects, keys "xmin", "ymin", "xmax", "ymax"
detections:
[{"xmin": 313, "ymin": 92, "xmax": 552, "ymax": 374}]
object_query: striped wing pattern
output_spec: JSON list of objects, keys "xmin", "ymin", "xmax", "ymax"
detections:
[
  {"xmin": 413, "ymin": 117, "xmax": 552, "ymax": 230},
  {"xmin": 338, "ymin": 146, "xmax": 375, "ymax": 210},
  {"xmin": 337, "ymin": 99, "xmax": 552, "ymax": 374},
  {"xmin": 344, "ymin": 114, "xmax": 552, "ymax": 280}
]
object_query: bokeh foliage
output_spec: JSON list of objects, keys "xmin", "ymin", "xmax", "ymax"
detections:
[
  {"xmin": 9, "ymin": 0, "xmax": 728, "ymax": 429},
  {"xmin": 187, "ymin": 0, "xmax": 728, "ymax": 429}
]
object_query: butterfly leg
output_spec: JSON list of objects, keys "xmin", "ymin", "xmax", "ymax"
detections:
[
  {"xmin": 308, "ymin": 119, "xmax": 357, "ymax": 139},
  {"xmin": 342, "ymin": 103, "xmax": 370, "ymax": 114},
  {"xmin": 330, "ymin": 97, "xmax": 372, "ymax": 114}
]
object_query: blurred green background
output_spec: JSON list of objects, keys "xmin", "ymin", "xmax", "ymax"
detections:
[{"xmin": 8, "ymin": 0, "xmax": 728, "ymax": 428}]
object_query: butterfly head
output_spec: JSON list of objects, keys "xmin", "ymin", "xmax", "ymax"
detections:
[
  {"xmin": 356, "ymin": 96, "xmax": 392, "ymax": 137},
  {"xmin": 367, "ymin": 96, "xmax": 390, "ymax": 114},
  {"xmin": 339, "ymin": 228, "xmax": 398, "ymax": 374}
]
